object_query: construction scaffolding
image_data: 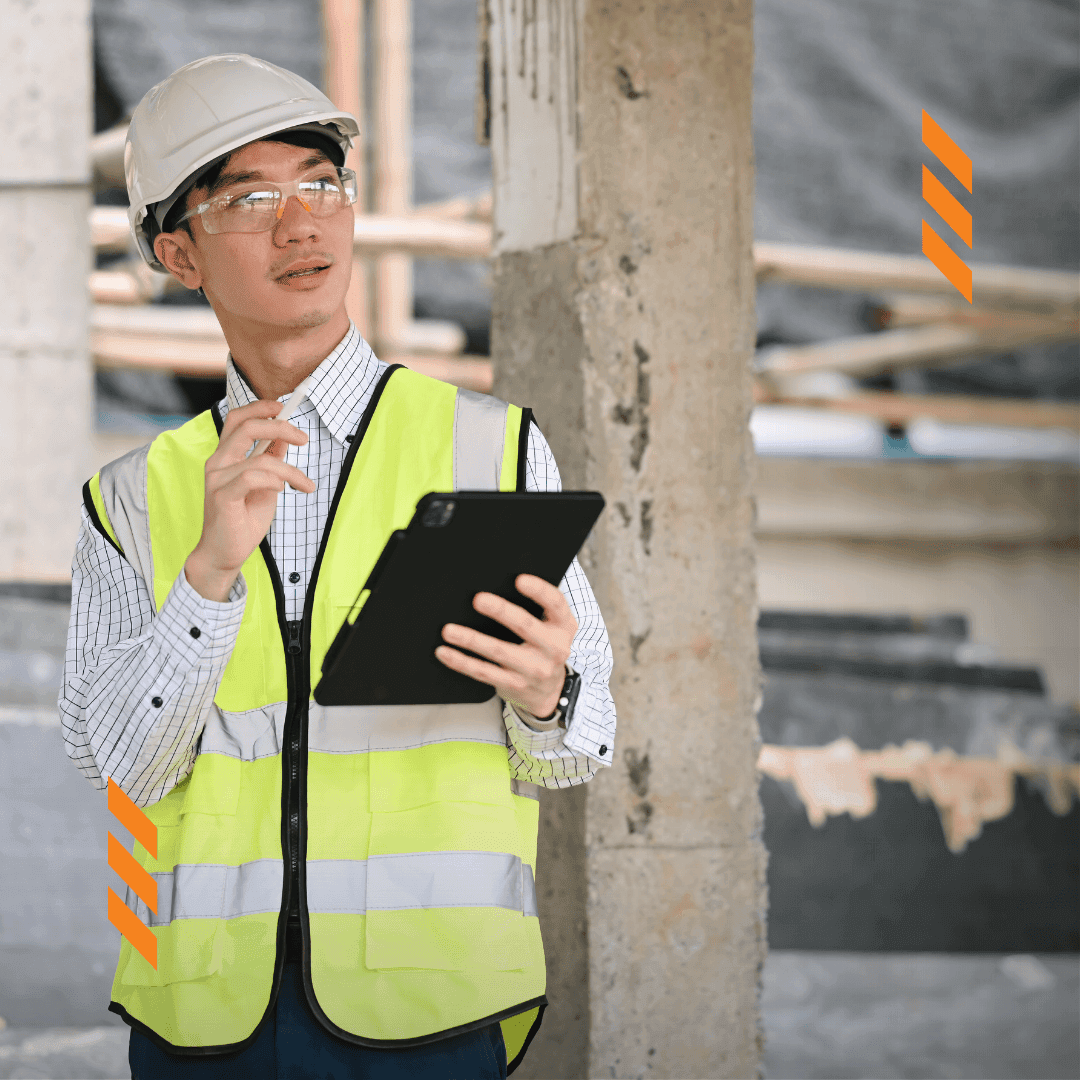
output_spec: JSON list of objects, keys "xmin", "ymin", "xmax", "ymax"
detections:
[{"xmin": 84, "ymin": 0, "xmax": 1079, "ymax": 433}]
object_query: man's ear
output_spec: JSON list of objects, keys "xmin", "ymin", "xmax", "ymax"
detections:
[{"xmin": 154, "ymin": 232, "xmax": 204, "ymax": 292}]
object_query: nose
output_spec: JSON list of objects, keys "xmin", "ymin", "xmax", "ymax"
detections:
[
  {"xmin": 272, "ymin": 194, "xmax": 318, "ymax": 244},
  {"xmin": 275, "ymin": 193, "xmax": 312, "ymax": 219}
]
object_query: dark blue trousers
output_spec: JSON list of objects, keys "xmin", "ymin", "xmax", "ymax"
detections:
[{"xmin": 129, "ymin": 923, "xmax": 507, "ymax": 1079}]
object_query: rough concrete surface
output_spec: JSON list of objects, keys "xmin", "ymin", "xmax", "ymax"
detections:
[
  {"xmin": 491, "ymin": 1, "xmax": 765, "ymax": 1075},
  {"xmin": 1, "ymin": 0, "xmax": 95, "ymax": 581}
]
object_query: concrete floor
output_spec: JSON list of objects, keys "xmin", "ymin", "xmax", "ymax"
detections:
[
  {"xmin": 0, "ymin": 952, "xmax": 1076, "ymax": 1079},
  {"xmin": 761, "ymin": 952, "xmax": 1079, "ymax": 1080}
]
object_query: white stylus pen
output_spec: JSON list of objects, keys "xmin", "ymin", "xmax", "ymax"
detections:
[{"xmin": 250, "ymin": 375, "xmax": 314, "ymax": 457}]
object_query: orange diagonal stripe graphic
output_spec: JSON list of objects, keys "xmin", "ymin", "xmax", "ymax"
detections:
[
  {"xmin": 922, "ymin": 109, "xmax": 972, "ymax": 192},
  {"xmin": 108, "ymin": 831, "xmax": 158, "ymax": 914},
  {"xmin": 108, "ymin": 886, "xmax": 157, "ymax": 969},
  {"xmin": 922, "ymin": 219, "xmax": 972, "ymax": 302},
  {"xmin": 108, "ymin": 776, "xmax": 156, "ymax": 858},
  {"xmin": 922, "ymin": 164, "xmax": 972, "ymax": 247}
]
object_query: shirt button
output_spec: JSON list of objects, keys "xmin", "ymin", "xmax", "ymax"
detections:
[
  {"xmin": 151, "ymin": 696, "xmax": 163, "ymax": 708},
  {"xmin": 189, "ymin": 627, "xmax": 201, "ymax": 639},
  {"xmin": 289, "ymin": 572, "xmax": 301, "ymax": 584},
  {"xmin": 599, "ymin": 745, "xmax": 608, "ymax": 756},
  {"xmin": 344, "ymin": 434, "xmax": 354, "ymax": 443}
]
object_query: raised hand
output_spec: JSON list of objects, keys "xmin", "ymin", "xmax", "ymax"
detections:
[{"xmin": 184, "ymin": 400, "xmax": 315, "ymax": 601}]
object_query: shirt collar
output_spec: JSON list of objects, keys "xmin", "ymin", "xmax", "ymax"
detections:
[{"xmin": 222, "ymin": 321, "xmax": 387, "ymax": 445}]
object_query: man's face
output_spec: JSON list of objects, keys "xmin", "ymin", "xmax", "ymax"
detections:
[{"xmin": 155, "ymin": 139, "xmax": 354, "ymax": 332}]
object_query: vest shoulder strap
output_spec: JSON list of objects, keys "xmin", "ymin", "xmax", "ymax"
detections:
[
  {"xmin": 85, "ymin": 409, "xmax": 219, "ymax": 593},
  {"xmin": 87, "ymin": 441, "xmax": 154, "ymax": 586},
  {"xmin": 451, "ymin": 386, "xmax": 526, "ymax": 491}
]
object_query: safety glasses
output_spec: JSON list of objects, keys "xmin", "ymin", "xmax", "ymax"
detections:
[{"xmin": 175, "ymin": 167, "xmax": 358, "ymax": 234}]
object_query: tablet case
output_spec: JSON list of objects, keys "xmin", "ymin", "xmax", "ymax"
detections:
[{"xmin": 314, "ymin": 490, "xmax": 605, "ymax": 705}]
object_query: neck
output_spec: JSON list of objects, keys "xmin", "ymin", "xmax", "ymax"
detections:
[{"xmin": 213, "ymin": 305, "xmax": 352, "ymax": 400}]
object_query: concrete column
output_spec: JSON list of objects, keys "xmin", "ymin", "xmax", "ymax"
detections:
[
  {"xmin": 488, "ymin": 2, "xmax": 765, "ymax": 1077},
  {"xmin": 1, "ymin": 0, "xmax": 94, "ymax": 580}
]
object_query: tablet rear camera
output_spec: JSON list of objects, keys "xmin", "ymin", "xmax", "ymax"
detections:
[{"xmin": 422, "ymin": 499, "xmax": 456, "ymax": 527}]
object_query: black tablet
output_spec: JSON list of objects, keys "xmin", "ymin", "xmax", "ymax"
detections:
[{"xmin": 314, "ymin": 490, "xmax": 605, "ymax": 706}]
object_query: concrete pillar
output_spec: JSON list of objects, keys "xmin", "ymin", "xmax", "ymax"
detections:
[
  {"xmin": 488, "ymin": 2, "xmax": 765, "ymax": 1077},
  {"xmin": 1, "ymin": 0, "xmax": 94, "ymax": 580}
]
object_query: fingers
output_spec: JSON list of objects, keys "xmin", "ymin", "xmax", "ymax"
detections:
[
  {"xmin": 472, "ymin": 582, "xmax": 576, "ymax": 645},
  {"xmin": 216, "ymin": 466, "xmax": 292, "ymax": 501},
  {"xmin": 440, "ymin": 622, "xmax": 547, "ymax": 678},
  {"xmin": 472, "ymin": 592, "xmax": 541, "ymax": 643},
  {"xmin": 217, "ymin": 417, "xmax": 308, "ymax": 465},
  {"xmin": 512, "ymin": 574, "xmax": 578, "ymax": 631},
  {"xmin": 434, "ymin": 644, "xmax": 527, "ymax": 697},
  {"xmin": 209, "ymin": 454, "xmax": 315, "ymax": 495},
  {"xmin": 219, "ymin": 399, "xmax": 288, "ymax": 438}
]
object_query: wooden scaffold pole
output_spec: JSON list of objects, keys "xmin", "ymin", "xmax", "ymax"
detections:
[{"xmin": 323, "ymin": 0, "xmax": 372, "ymax": 340}]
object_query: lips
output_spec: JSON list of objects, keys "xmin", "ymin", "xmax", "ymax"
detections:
[{"xmin": 275, "ymin": 258, "xmax": 333, "ymax": 282}]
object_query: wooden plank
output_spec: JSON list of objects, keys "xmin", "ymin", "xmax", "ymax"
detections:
[
  {"xmin": 758, "ymin": 322, "xmax": 1077, "ymax": 381},
  {"xmin": 755, "ymin": 386, "xmax": 1080, "ymax": 432},
  {"xmin": 754, "ymin": 241, "xmax": 1079, "ymax": 313},
  {"xmin": 870, "ymin": 293, "xmax": 1079, "ymax": 334},
  {"xmin": 353, "ymin": 213, "xmax": 492, "ymax": 258}
]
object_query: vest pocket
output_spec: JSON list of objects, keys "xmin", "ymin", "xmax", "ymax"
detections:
[
  {"xmin": 118, "ymin": 918, "xmax": 226, "ymax": 987},
  {"xmin": 365, "ymin": 906, "xmax": 533, "ymax": 972},
  {"xmin": 362, "ymin": 847, "xmax": 536, "ymax": 972}
]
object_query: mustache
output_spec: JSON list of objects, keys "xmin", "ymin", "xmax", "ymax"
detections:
[{"xmin": 269, "ymin": 252, "xmax": 337, "ymax": 278}]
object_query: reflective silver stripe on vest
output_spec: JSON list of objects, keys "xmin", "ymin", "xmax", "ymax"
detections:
[
  {"xmin": 197, "ymin": 698, "xmax": 507, "ymax": 759},
  {"xmin": 128, "ymin": 853, "xmax": 537, "ymax": 926},
  {"xmin": 308, "ymin": 852, "xmax": 538, "ymax": 916},
  {"xmin": 97, "ymin": 443, "xmax": 154, "ymax": 586},
  {"xmin": 199, "ymin": 702, "xmax": 289, "ymax": 760},
  {"xmin": 308, "ymin": 696, "xmax": 506, "ymax": 754},
  {"xmin": 126, "ymin": 858, "xmax": 283, "ymax": 926},
  {"xmin": 453, "ymin": 389, "xmax": 509, "ymax": 490},
  {"xmin": 510, "ymin": 779, "xmax": 540, "ymax": 801}
]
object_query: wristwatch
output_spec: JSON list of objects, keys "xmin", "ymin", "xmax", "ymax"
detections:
[{"xmin": 531, "ymin": 666, "xmax": 582, "ymax": 729}]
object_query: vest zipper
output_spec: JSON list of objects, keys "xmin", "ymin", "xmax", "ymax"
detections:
[
  {"xmin": 274, "ymin": 366, "xmax": 404, "ymax": 941},
  {"xmin": 285, "ymin": 620, "xmax": 304, "ymax": 923}
]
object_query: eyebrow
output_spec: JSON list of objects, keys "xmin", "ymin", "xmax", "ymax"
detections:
[{"xmin": 206, "ymin": 153, "xmax": 334, "ymax": 198}]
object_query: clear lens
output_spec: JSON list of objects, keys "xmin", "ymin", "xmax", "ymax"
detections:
[{"xmin": 196, "ymin": 168, "xmax": 357, "ymax": 234}]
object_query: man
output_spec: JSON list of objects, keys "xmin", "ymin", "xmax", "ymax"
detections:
[{"xmin": 61, "ymin": 54, "xmax": 615, "ymax": 1079}]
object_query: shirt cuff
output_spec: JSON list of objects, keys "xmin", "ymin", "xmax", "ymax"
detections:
[
  {"xmin": 506, "ymin": 699, "xmax": 563, "ymax": 733},
  {"xmin": 153, "ymin": 568, "xmax": 247, "ymax": 672}
]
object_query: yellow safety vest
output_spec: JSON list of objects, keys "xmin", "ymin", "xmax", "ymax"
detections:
[{"xmin": 84, "ymin": 365, "xmax": 546, "ymax": 1069}]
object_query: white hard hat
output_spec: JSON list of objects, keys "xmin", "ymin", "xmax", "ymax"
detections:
[{"xmin": 125, "ymin": 53, "xmax": 360, "ymax": 271}]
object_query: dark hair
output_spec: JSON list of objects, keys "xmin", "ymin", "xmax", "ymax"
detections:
[{"xmin": 161, "ymin": 128, "xmax": 345, "ymax": 242}]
